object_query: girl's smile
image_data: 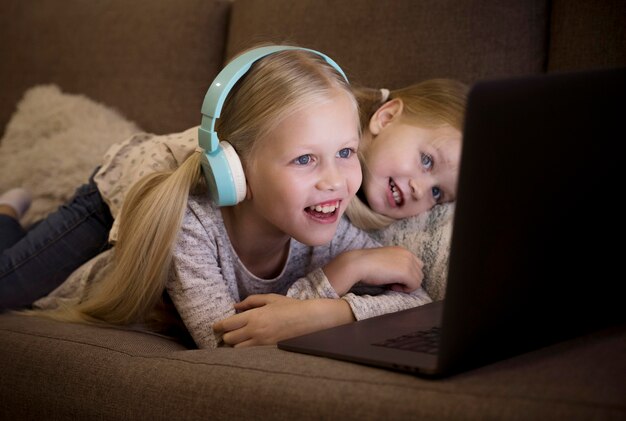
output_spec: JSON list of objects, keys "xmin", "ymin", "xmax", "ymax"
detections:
[
  {"xmin": 388, "ymin": 178, "xmax": 403, "ymax": 207},
  {"xmin": 305, "ymin": 199, "xmax": 342, "ymax": 224}
]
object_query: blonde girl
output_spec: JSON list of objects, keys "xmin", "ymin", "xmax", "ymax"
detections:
[
  {"xmin": 347, "ymin": 79, "xmax": 469, "ymax": 230},
  {"xmin": 20, "ymin": 46, "xmax": 432, "ymax": 348}
]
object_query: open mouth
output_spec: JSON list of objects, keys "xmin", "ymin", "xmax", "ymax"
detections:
[
  {"xmin": 305, "ymin": 200, "xmax": 341, "ymax": 219},
  {"xmin": 389, "ymin": 178, "xmax": 404, "ymax": 207}
]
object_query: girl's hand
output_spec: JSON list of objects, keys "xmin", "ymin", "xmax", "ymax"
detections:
[
  {"xmin": 212, "ymin": 294, "xmax": 354, "ymax": 348},
  {"xmin": 323, "ymin": 246, "xmax": 424, "ymax": 295}
]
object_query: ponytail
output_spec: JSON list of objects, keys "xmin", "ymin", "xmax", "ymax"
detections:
[{"xmin": 33, "ymin": 151, "xmax": 203, "ymax": 327}]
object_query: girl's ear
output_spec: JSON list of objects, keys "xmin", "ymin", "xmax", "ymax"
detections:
[{"xmin": 368, "ymin": 98, "xmax": 403, "ymax": 135}]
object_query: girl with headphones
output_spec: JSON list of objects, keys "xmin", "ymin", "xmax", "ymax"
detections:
[{"xmin": 1, "ymin": 46, "xmax": 465, "ymax": 349}]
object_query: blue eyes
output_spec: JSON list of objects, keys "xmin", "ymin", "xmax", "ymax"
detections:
[
  {"xmin": 294, "ymin": 155, "xmax": 311, "ymax": 165},
  {"xmin": 293, "ymin": 148, "xmax": 354, "ymax": 166},
  {"xmin": 337, "ymin": 148, "xmax": 353, "ymax": 159},
  {"xmin": 421, "ymin": 152, "xmax": 443, "ymax": 201},
  {"xmin": 420, "ymin": 152, "xmax": 433, "ymax": 169},
  {"xmin": 431, "ymin": 186, "xmax": 442, "ymax": 201}
]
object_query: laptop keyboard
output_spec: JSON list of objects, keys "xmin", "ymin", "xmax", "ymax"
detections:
[{"xmin": 373, "ymin": 326, "xmax": 441, "ymax": 354}]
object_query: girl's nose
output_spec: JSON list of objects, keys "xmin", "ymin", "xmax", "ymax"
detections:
[
  {"xmin": 409, "ymin": 178, "xmax": 425, "ymax": 200},
  {"xmin": 316, "ymin": 164, "xmax": 343, "ymax": 191}
]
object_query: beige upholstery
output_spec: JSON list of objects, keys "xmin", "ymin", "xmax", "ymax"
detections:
[
  {"xmin": 227, "ymin": 0, "xmax": 549, "ymax": 87},
  {"xmin": 2, "ymin": 314, "xmax": 625, "ymax": 419},
  {"xmin": 0, "ymin": 0, "xmax": 231, "ymax": 135}
]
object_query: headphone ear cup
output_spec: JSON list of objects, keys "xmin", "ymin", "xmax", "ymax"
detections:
[
  {"xmin": 220, "ymin": 141, "xmax": 247, "ymax": 202},
  {"xmin": 201, "ymin": 141, "xmax": 247, "ymax": 206}
]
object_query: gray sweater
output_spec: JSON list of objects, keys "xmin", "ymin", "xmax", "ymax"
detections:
[{"xmin": 168, "ymin": 194, "xmax": 431, "ymax": 348}]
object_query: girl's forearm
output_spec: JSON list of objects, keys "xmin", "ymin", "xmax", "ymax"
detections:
[
  {"xmin": 309, "ymin": 298, "xmax": 356, "ymax": 330},
  {"xmin": 322, "ymin": 250, "xmax": 363, "ymax": 295},
  {"xmin": 323, "ymin": 246, "xmax": 424, "ymax": 296},
  {"xmin": 280, "ymin": 298, "xmax": 355, "ymax": 341}
]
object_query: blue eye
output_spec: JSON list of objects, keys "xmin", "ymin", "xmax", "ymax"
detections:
[
  {"xmin": 337, "ymin": 148, "xmax": 353, "ymax": 159},
  {"xmin": 421, "ymin": 152, "xmax": 433, "ymax": 169},
  {"xmin": 432, "ymin": 186, "xmax": 442, "ymax": 201},
  {"xmin": 294, "ymin": 154, "xmax": 311, "ymax": 165}
]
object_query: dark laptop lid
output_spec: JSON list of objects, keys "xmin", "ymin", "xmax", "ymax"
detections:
[{"xmin": 438, "ymin": 67, "xmax": 626, "ymax": 374}]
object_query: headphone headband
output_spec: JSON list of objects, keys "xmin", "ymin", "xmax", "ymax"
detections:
[
  {"xmin": 199, "ymin": 45, "xmax": 348, "ymax": 152},
  {"xmin": 198, "ymin": 45, "xmax": 348, "ymax": 207}
]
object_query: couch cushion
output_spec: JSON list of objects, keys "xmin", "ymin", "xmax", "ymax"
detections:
[
  {"xmin": 1, "ymin": 313, "xmax": 624, "ymax": 419},
  {"xmin": 0, "ymin": 0, "xmax": 231, "ymax": 136},
  {"xmin": 548, "ymin": 0, "xmax": 626, "ymax": 72},
  {"xmin": 226, "ymin": 0, "xmax": 548, "ymax": 89}
]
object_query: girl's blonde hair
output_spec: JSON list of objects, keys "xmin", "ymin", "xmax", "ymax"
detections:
[
  {"xmin": 347, "ymin": 79, "xmax": 469, "ymax": 231},
  {"xmin": 32, "ymin": 48, "xmax": 356, "ymax": 329}
]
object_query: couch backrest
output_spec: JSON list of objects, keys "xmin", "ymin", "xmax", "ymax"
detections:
[
  {"xmin": 1, "ymin": 0, "xmax": 624, "ymax": 136},
  {"xmin": 547, "ymin": 0, "xmax": 626, "ymax": 72},
  {"xmin": 0, "ymin": 0, "xmax": 231, "ymax": 136},
  {"xmin": 226, "ymin": 0, "xmax": 550, "ymax": 90}
]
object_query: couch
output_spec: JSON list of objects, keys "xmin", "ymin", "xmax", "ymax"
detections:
[{"xmin": 1, "ymin": 0, "xmax": 625, "ymax": 419}]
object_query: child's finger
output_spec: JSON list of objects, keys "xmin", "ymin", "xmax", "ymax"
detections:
[
  {"xmin": 233, "ymin": 338, "xmax": 257, "ymax": 348},
  {"xmin": 234, "ymin": 294, "xmax": 277, "ymax": 310},
  {"xmin": 222, "ymin": 328, "xmax": 252, "ymax": 346},
  {"xmin": 213, "ymin": 313, "xmax": 247, "ymax": 333}
]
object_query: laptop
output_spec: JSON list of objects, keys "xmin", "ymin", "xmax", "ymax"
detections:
[{"xmin": 278, "ymin": 67, "xmax": 626, "ymax": 377}]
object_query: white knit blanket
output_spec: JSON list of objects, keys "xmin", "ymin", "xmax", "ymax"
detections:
[
  {"xmin": 0, "ymin": 85, "xmax": 140, "ymax": 226},
  {"xmin": 1, "ymin": 85, "xmax": 453, "ymax": 302}
]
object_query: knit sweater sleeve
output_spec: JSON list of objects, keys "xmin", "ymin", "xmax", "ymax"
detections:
[
  {"xmin": 286, "ymin": 217, "xmax": 433, "ymax": 318},
  {"xmin": 167, "ymin": 203, "xmax": 236, "ymax": 349},
  {"xmin": 342, "ymin": 288, "xmax": 432, "ymax": 320},
  {"xmin": 284, "ymin": 267, "xmax": 341, "ymax": 299}
]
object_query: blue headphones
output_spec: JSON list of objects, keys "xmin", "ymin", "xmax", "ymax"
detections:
[{"xmin": 198, "ymin": 45, "xmax": 349, "ymax": 206}]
